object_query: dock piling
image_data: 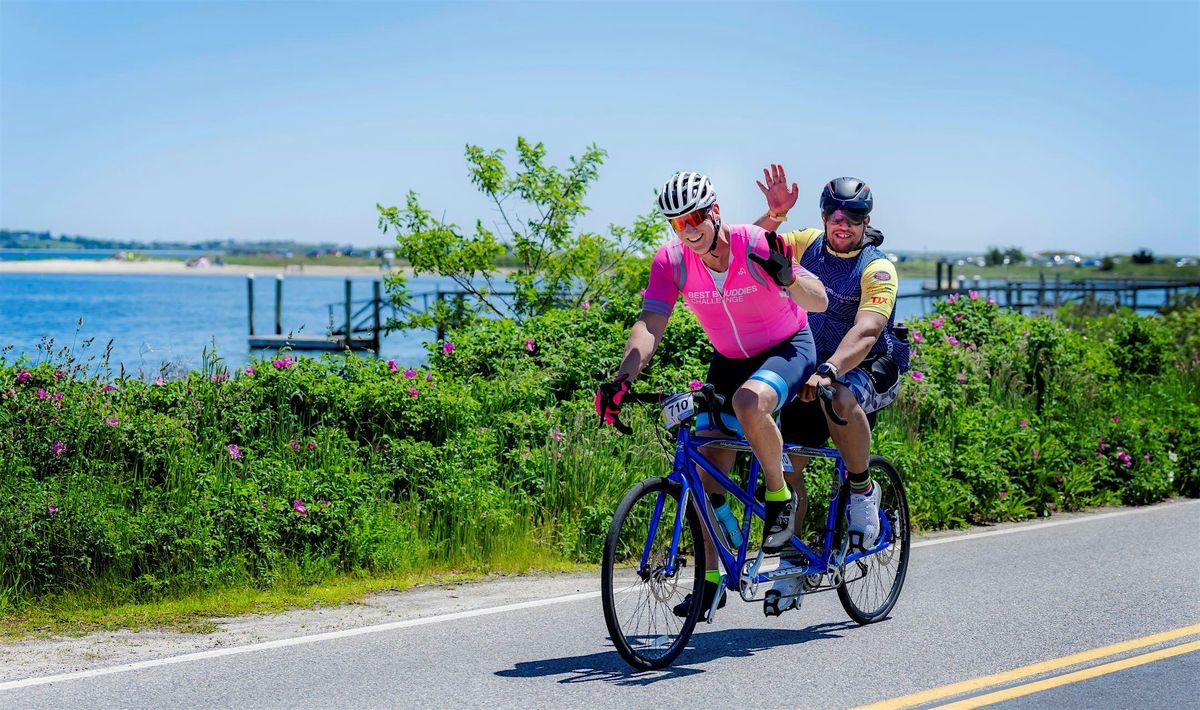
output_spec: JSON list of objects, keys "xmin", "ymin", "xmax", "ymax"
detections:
[
  {"xmin": 247, "ymin": 275, "xmax": 256, "ymax": 336},
  {"xmin": 344, "ymin": 279, "xmax": 353, "ymax": 347},
  {"xmin": 275, "ymin": 275, "xmax": 283, "ymax": 335},
  {"xmin": 372, "ymin": 281, "xmax": 382, "ymax": 352}
]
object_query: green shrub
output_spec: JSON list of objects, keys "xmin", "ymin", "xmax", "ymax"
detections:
[{"xmin": 2, "ymin": 291, "xmax": 1196, "ymax": 611}]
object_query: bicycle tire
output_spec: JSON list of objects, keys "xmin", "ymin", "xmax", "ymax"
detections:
[
  {"xmin": 837, "ymin": 455, "xmax": 911, "ymax": 623},
  {"xmin": 601, "ymin": 477, "xmax": 707, "ymax": 670}
]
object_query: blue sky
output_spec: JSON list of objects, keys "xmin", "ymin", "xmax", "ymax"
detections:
[{"xmin": 2, "ymin": 1, "xmax": 1197, "ymax": 255}]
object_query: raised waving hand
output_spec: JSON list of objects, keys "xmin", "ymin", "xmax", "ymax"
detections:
[{"xmin": 756, "ymin": 163, "xmax": 799, "ymax": 217}]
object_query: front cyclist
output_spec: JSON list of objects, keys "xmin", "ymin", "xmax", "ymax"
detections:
[
  {"xmin": 596, "ymin": 171, "xmax": 827, "ymax": 618},
  {"xmin": 752, "ymin": 166, "xmax": 910, "ymax": 615}
]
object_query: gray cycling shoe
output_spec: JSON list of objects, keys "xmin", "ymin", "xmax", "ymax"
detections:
[
  {"xmin": 763, "ymin": 553, "xmax": 805, "ymax": 617},
  {"xmin": 761, "ymin": 490, "xmax": 797, "ymax": 553},
  {"xmin": 763, "ymin": 576, "xmax": 803, "ymax": 617}
]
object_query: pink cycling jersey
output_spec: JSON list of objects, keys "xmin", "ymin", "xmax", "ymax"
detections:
[{"xmin": 642, "ymin": 224, "xmax": 809, "ymax": 359}]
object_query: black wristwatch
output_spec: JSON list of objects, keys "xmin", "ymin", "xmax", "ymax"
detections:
[{"xmin": 815, "ymin": 362, "xmax": 839, "ymax": 381}]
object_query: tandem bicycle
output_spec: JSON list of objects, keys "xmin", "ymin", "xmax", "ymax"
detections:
[{"xmin": 600, "ymin": 384, "xmax": 910, "ymax": 670}]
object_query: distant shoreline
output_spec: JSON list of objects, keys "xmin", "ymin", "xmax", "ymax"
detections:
[{"xmin": 0, "ymin": 258, "xmax": 407, "ymax": 278}]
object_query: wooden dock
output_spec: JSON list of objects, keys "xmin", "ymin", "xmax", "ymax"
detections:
[{"xmin": 247, "ymin": 275, "xmax": 385, "ymax": 352}]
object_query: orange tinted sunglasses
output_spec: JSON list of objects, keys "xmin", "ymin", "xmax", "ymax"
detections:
[{"xmin": 668, "ymin": 209, "xmax": 710, "ymax": 232}]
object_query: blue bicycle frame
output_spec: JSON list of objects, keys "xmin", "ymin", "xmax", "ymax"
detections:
[{"xmin": 642, "ymin": 420, "xmax": 895, "ymax": 599}]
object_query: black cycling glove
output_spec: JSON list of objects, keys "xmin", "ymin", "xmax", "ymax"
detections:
[{"xmin": 747, "ymin": 231, "xmax": 796, "ymax": 288}]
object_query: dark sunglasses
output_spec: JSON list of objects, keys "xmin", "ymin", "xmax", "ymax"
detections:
[
  {"xmin": 667, "ymin": 208, "xmax": 710, "ymax": 232},
  {"xmin": 824, "ymin": 209, "xmax": 867, "ymax": 226}
]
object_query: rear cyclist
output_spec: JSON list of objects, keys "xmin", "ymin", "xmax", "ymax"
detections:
[
  {"xmin": 596, "ymin": 171, "xmax": 827, "ymax": 617},
  {"xmin": 753, "ymin": 165, "xmax": 910, "ymax": 615}
]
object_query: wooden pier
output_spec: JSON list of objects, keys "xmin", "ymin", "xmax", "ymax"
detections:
[
  {"xmin": 910, "ymin": 270, "xmax": 1199, "ymax": 314},
  {"xmin": 247, "ymin": 275, "xmax": 385, "ymax": 352}
]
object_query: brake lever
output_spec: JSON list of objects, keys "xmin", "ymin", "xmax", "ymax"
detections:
[
  {"xmin": 609, "ymin": 413, "xmax": 634, "ymax": 436},
  {"xmin": 819, "ymin": 384, "xmax": 848, "ymax": 426},
  {"xmin": 696, "ymin": 384, "xmax": 738, "ymax": 437}
]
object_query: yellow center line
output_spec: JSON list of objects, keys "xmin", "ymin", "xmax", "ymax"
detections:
[
  {"xmin": 856, "ymin": 623, "xmax": 1200, "ymax": 710},
  {"xmin": 934, "ymin": 639, "xmax": 1200, "ymax": 709}
]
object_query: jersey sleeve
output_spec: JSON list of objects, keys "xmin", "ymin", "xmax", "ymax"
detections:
[
  {"xmin": 779, "ymin": 228, "xmax": 822, "ymax": 255},
  {"xmin": 641, "ymin": 245, "xmax": 680, "ymax": 317},
  {"xmin": 858, "ymin": 258, "xmax": 899, "ymax": 318}
]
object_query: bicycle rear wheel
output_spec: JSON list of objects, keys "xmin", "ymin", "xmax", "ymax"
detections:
[
  {"xmin": 838, "ymin": 455, "xmax": 910, "ymax": 623},
  {"xmin": 601, "ymin": 477, "xmax": 706, "ymax": 670}
]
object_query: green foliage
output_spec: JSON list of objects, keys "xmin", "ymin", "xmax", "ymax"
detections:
[
  {"xmin": 376, "ymin": 138, "xmax": 664, "ymax": 333},
  {"xmin": 2, "ymin": 276, "xmax": 1197, "ymax": 614}
]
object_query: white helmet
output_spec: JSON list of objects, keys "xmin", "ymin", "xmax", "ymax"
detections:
[{"xmin": 657, "ymin": 172, "xmax": 717, "ymax": 217}]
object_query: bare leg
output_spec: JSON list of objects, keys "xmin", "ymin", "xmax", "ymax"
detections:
[
  {"xmin": 731, "ymin": 381, "xmax": 784, "ymax": 492},
  {"xmin": 826, "ymin": 383, "xmax": 871, "ymax": 473},
  {"xmin": 785, "ymin": 455, "xmax": 810, "ymax": 538},
  {"xmin": 694, "ymin": 431, "xmax": 736, "ymax": 574}
]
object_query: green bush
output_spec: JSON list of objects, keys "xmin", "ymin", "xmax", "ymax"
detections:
[{"xmin": 1, "ymin": 290, "xmax": 1196, "ymax": 612}]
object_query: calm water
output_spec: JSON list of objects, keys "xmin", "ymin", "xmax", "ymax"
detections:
[
  {"xmin": 1, "ymin": 271, "xmax": 1170, "ymax": 375},
  {"xmin": 0, "ymin": 273, "xmax": 445, "ymax": 374}
]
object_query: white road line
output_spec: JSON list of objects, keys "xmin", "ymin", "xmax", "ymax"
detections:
[
  {"xmin": 3, "ymin": 500, "xmax": 1195, "ymax": 691},
  {"xmin": 0, "ymin": 591, "xmax": 601, "ymax": 691},
  {"xmin": 911, "ymin": 499, "xmax": 1198, "ymax": 549}
]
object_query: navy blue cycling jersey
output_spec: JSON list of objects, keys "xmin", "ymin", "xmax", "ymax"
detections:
[{"xmin": 781, "ymin": 228, "xmax": 910, "ymax": 372}]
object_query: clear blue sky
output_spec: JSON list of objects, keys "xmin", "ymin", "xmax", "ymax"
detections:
[{"xmin": 2, "ymin": 1, "xmax": 1197, "ymax": 255}]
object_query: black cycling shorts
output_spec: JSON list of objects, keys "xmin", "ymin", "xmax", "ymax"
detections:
[
  {"xmin": 696, "ymin": 327, "xmax": 817, "ymax": 436},
  {"xmin": 779, "ymin": 353, "xmax": 902, "ymax": 447}
]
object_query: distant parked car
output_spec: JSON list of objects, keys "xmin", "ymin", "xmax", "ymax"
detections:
[{"xmin": 1177, "ymin": 257, "xmax": 1198, "ymax": 267}]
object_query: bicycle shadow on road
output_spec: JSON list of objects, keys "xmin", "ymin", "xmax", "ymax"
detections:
[{"xmin": 495, "ymin": 620, "xmax": 858, "ymax": 686}]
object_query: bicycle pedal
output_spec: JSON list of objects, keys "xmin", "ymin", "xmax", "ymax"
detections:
[{"xmin": 762, "ymin": 590, "xmax": 800, "ymax": 617}]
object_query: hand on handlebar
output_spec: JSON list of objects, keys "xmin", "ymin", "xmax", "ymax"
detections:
[
  {"xmin": 799, "ymin": 372, "xmax": 832, "ymax": 402},
  {"xmin": 595, "ymin": 373, "xmax": 631, "ymax": 433},
  {"xmin": 800, "ymin": 373, "xmax": 848, "ymax": 426}
]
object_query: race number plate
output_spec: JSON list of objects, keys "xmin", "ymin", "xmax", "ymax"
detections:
[{"xmin": 661, "ymin": 392, "xmax": 694, "ymax": 428}]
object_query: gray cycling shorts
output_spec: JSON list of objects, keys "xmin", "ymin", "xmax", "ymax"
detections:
[{"xmin": 840, "ymin": 355, "xmax": 902, "ymax": 414}]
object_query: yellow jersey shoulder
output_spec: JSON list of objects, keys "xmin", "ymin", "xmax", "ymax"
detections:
[
  {"xmin": 779, "ymin": 228, "xmax": 822, "ymax": 254},
  {"xmin": 858, "ymin": 258, "xmax": 899, "ymax": 317}
]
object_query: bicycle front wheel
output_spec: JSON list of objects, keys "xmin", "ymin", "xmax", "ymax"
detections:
[
  {"xmin": 838, "ymin": 455, "xmax": 911, "ymax": 623},
  {"xmin": 601, "ymin": 477, "xmax": 706, "ymax": 670}
]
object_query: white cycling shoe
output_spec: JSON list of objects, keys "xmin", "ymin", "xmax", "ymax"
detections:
[{"xmin": 846, "ymin": 483, "xmax": 882, "ymax": 552}]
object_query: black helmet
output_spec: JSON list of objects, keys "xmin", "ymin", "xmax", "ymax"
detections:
[{"xmin": 820, "ymin": 177, "xmax": 873, "ymax": 215}]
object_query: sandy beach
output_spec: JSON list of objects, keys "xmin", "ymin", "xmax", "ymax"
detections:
[{"xmin": 0, "ymin": 258, "xmax": 408, "ymax": 278}]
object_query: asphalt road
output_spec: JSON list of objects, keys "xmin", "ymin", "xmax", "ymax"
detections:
[{"xmin": 3, "ymin": 500, "xmax": 1198, "ymax": 709}]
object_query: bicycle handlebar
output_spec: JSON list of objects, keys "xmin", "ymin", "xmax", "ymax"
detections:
[
  {"xmin": 608, "ymin": 381, "xmax": 845, "ymax": 435},
  {"xmin": 818, "ymin": 384, "xmax": 847, "ymax": 426},
  {"xmin": 609, "ymin": 384, "xmax": 736, "ymax": 437}
]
